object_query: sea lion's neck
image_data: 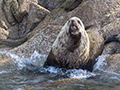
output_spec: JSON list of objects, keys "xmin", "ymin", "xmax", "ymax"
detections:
[
  {"xmin": 70, "ymin": 33, "xmax": 81, "ymax": 45},
  {"xmin": 67, "ymin": 33, "xmax": 81, "ymax": 53}
]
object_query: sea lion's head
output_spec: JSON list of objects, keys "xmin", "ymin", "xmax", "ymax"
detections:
[{"xmin": 68, "ymin": 17, "xmax": 84, "ymax": 35}]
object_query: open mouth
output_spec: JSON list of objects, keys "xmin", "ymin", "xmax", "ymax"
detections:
[{"xmin": 69, "ymin": 24, "xmax": 79, "ymax": 34}]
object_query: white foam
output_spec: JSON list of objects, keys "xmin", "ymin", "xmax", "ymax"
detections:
[
  {"xmin": 0, "ymin": 70, "xmax": 9, "ymax": 74},
  {"xmin": 44, "ymin": 66, "xmax": 96, "ymax": 79},
  {"xmin": 0, "ymin": 50, "xmax": 8, "ymax": 54},
  {"xmin": 67, "ymin": 69, "xmax": 96, "ymax": 79},
  {"xmin": 45, "ymin": 66, "xmax": 60, "ymax": 73},
  {"xmin": 93, "ymin": 54, "xmax": 110, "ymax": 71},
  {"xmin": 10, "ymin": 50, "xmax": 48, "ymax": 70},
  {"xmin": 30, "ymin": 50, "xmax": 47, "ymax": 67}
]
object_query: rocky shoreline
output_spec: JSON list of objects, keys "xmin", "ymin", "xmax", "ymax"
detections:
[{"xmin": 0, "ymin": 0, "xmax": 120, "ymax": 72}]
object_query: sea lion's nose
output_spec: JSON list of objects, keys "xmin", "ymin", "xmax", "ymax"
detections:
[{"xmin": 71, "ymin": 20, "xmax": 74, "ymax": 23}]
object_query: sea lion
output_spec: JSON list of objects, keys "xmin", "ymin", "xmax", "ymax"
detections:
[{"xmin": 44, "ymin": 17, "xmax": 90, "ymax": 69}]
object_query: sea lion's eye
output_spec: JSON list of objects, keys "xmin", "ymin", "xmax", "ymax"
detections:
[
  {"xmin": 68, "ymin": 20, "xmax": 70, "ymax": 24},
  {"xmin": 77, "ymin": 20, "xmax": 80, "ymax": 24}
]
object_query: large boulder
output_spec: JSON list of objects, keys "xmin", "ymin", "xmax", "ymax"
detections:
[
  {"xmin": 38, "ymin": 0, "xmax": 63, "ymax": 11},
  {"xmin": 24, "ymin": 2, "xmax": 50, "ymax": 36},
  {"xmin": 38, "ymin": 0, "xmax": 83, "ymax": 11},
  {"xmin": 105, "ymin": 54, "xmax": 120, "ymax": 73},
  {"xmin": 10, "ymin": 23, "xmax": 63, "ymax": 57},
  {"xmin": 102, "ymin": 42, "xmax": 120, "ymax": 55},
  {"xmin": 102, "ymin": 34, "xmax": 120, "ymax": 55}
]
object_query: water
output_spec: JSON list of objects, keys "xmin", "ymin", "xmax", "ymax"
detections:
[{"xmin": 0, "ymin": 50, "xmax": 120, "ymax": 90}]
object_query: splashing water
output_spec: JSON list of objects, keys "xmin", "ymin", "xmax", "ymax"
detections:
[
  {"xmin": 0, "ymin": 50, "xmax": 118, "ymax": 79},
  {"xmin": 0, "ymin": 50, "xmax": 120, "ymax": 90},
  {"xmin": 0, "ymin": 50, "xmax": 96, "ymax": 79},
  {"xmin": 0, "ymin": 50, "xmax": 120, "ymax": 80},
  {"xmin": 93, "ymin": 54, "xmax": 110, "ymax": 72}
]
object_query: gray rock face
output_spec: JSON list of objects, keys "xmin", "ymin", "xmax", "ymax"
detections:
[
  {"xmin": 24, "ymin": 2, "xmax": 50, "ymax": 36},
  {"xmin": 105, "ymin": 54, "xmax": 120, "ymax": 73},
  {"xmin": 102, "ymin": 42, "xmax": 120, "ymax": 55}
]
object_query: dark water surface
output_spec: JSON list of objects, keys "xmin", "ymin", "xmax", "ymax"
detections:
[{"xmin": 0, "ymin": 50, "xmax": 120, "ymax": 90}]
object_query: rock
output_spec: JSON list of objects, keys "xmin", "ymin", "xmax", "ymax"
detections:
[
  {"xmin": 10, "ymin": 0, "xmax": 38, "ymax": 23},
  {"xmin": 0, "ymin": 0, "xmax": 11, "ymax": 27},
  {"xmin": 0, "ymin": 53, "xmax": 14, "ymax": 70},
  {"xmin": 10, "ymin": 24, "xmax": 62, "ymax": 57},
  {"xmin": 7, "ymin": 24, "xmax": 19, "ymax": 39},
  {"xmin": 117, "ymin": 34, "xmax": 120, "ymax": 42},
  {"xmin": 102, "ymin": 33, "xmax": 120, "ymax": 55},
  {"xmin": 1, "ymin": 0, "xmax": 39, "ymax": 39},
  {"xmin": 18, "ymin": 16, "xmax": 27, "ymax": 37},
  {"xmin": 24, "ymin": 2, "xmax": 50, "ymax": 36},
  {"xmin": 0, "ymin": 27, "xmax": 9, "ymax": 39},
  {"xmin": 60, "ymin": 0, "xmax": 83, "ymax": 11},
  {"xmin": 10, "ymin": 0, "xmax": 28, "ymax": 23},
  {"xmin": 38, "ymin": 0, "xmax": 83, "ymax": 11},
  {"xmin": 20, "ymin": 78, "xmax": 79, "ymax": 90},
  {"xmin": 0, "ymin": 37, "xmax": 28, "ymax": 50},
  {"xmin": 38, "ymin": 0, "xmax": 62, "ymax": 11},
  {"xmin": 16, "ymin": 0, "xmax": 38, "ymax": 37},
  {"xmin": 105, "ymin": 34, "xmax": 120, "ymax": 44},
  {"xmin": 0, "ymin": 20, "xmax": 8, "ymax": 30},
  {"xmin": 105, "ymin": 54, "xmax": 120, "ymax": 73},
  {"xmin": 102, "ymin": 42, "xmax": 120, "ymax": 55},
  {"xmin": 2, "ymin": 0, "xmax": 16, "ymax": 25},
  {"xmin": 18, "ymin": 0, "xmax": 38, "ymax": 13}
]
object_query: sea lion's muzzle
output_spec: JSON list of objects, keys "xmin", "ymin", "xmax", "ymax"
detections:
[
  {"xmin": 69, "ymin": 20, "xmax": 79, "ymax": 35},
  {"xmin": 70, "ymin": 24, "xmax": 78, "ymax": 31}
]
